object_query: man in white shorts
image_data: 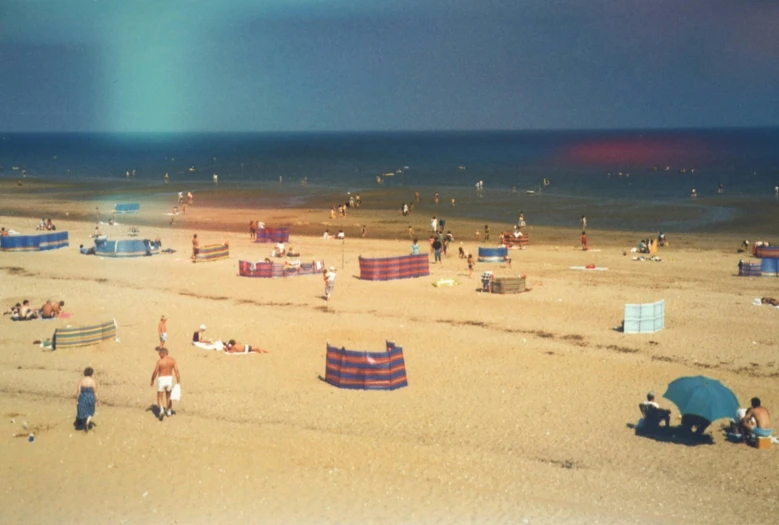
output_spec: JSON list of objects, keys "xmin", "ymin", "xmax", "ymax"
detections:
[{"xmin": 150, "ymin": 348, "xmax": 180, "ymax": 421}]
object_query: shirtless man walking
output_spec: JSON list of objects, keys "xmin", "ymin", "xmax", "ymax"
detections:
[{"xmin": 150, "ymin": 348, "xmax": 180, "ymax": 421}]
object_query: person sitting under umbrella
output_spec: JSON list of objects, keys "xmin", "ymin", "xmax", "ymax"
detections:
[
  {"xmin": 637, "ymin": 392, "xmax": 672, "ymax": 433},
  {"xmin": 741, "ymin": 397, "xmax": 772, "ymax": 441},
  {"xmin": 681, "ymin": 413, "xmax": 711, "ymax": 436}
]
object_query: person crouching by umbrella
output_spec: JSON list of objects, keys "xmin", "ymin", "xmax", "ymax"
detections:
[
  {"xmin": 681, "ymin": 414, "xmax": 711, "ymax": 437},
  {"xmin": 741, "ymin": 397, "xmax": 772, "ymax": 443}
]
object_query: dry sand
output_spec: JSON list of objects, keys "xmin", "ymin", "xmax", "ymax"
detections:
[{"xmin": 1, "ymin": 186, "xmax": 777, "ymax": 525}]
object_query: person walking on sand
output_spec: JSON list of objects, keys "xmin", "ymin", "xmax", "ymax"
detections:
[
  {"xmin": 361, "ymin": 225, "xmax": 367, "ymax": 238},
  {"xmin": 76, "ymin": 367, "xmax": 99, "ymax": 433},
  {"xmin": 323, "ymin": 266, "xmax": 337, "ymax": 301},
  {"xmin": 484, "ymin": 224, "xmax": 490, "ymax": 242},
  {"xmin": 158, "ymin": 315, "xmax": 167, "ymax": 349},
  {"xmin": 467, "ymin": 253, "xmax": 475, "ymax": 277},
  {"xmin": 151, "ymin": 348, "xmax": 180, "ymax": 421},
  {"xmin": 581, "ymin": 231, "xmax": 588, "ymax": 251},
  {"xmin": 191, "ymin": 233, "xmax": 199, "ymax": 259}
]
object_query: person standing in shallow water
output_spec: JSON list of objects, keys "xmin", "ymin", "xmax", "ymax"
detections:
[{"xmin": 76, "ymin": 367, "xmax": 100, "ymax": 433}]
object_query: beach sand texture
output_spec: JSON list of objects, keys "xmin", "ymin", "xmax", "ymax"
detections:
[{"xmin": 1, "ymin": 186, "xmax": 777, "ymax": 525}]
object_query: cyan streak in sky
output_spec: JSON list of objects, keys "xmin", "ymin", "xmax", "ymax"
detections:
[{"xmin": 0, "ymin": 0, "xmax": 778, "ymax": 132}]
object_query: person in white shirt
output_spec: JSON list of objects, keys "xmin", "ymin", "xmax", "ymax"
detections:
[{"xmin": 323, "ymin": 266, "xmax": 337, "ymax": 301}]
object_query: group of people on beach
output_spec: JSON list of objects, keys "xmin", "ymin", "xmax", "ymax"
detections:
[
  {"xmin": 4, "ymin": 299, "xmax": 64, "ymax": 320},
  {"xmin": 192, "ymin": 324, "xmax": 270, "ymax": 354},
  {"xmin": 639, "ymin": 392, "xmax": 772, "ymax": 444},
  {"xmin": 35, "ymin": 218, "xmax": 57, "ymax": 231}
]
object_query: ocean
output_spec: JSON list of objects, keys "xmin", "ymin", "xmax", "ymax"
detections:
[{"xmin": 2, "ymin": 128, "xmax": 778, "ymax": 233}]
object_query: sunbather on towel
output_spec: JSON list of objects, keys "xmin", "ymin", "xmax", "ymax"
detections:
[
  {"xmin": 224, "ymin": 340, "xmax": 269, "ymax": 354},
  {"xmin": 3, "ymin": 303, "xmax": 22, "ymax": 318},
  {"xmin": 761, "ymin": 297, "xmax": 779, "ymax": 307}
]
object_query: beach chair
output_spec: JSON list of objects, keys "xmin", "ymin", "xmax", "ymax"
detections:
[
  {"xmin": 481, "ymin": 271, "xmax": 493, "ymax": 292},
  {"xmin": 637, "ymin": 403, "xmax": 671, "ymax": 432}
]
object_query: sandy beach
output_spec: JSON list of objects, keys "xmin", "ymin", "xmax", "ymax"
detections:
[{"xmin": 1, "ymin": 182, "xmax": 777, "ymax": 525}]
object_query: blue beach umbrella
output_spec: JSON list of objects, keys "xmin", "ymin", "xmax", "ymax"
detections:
[{"xmin": 663, "ymin": 376, "xmax": 740, "ymax": 422}]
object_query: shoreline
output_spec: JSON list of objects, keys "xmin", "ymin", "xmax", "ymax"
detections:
[{"xmin": 0, "ymin": 179, "xmax": 773, "ymax": 248}]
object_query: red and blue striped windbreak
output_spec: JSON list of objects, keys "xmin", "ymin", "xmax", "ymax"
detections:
[
  {"xmin": 754, "ymin": 245, "xmax": 779, "ymax": 258},
  {"xmin": 358, "ymin": 254, "xmax": 429, "ymax": 280},
  {"xmin": 325, "ymin": 341, "xmax": 408, "ymax": 390},
  {"xmin": 255, "ymin": 227, "xmax": 290, "ymax": 243},
  {"xmin": 238, "ymin": 260, "xmax": 324, "ymax": 277}
]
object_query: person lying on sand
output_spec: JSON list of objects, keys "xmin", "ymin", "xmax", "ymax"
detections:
[
  {"xmin": 3, "ymin": 303, "xmax": 22, "ymax": 317},
  {"xmin": 224, "ymin": 340, "xmax": 269, "ymax": 354},
  {"xmin": 761, "ymin": 297, "xmax": 779, "ymax": 307}
]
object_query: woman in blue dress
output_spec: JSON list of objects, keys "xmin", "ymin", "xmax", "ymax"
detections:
[{"xmin": 76, "ymin": 367, "xmax": 100, "ymax": 432}]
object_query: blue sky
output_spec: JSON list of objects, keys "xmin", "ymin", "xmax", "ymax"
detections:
[{"xmin": 1, "ymin": 0, "xmax": 778, "ymax": 132}]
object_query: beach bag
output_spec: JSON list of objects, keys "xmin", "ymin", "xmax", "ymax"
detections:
[{"xmin": 171, "ymin": 384, "xmax": 181, "ymax": 401}]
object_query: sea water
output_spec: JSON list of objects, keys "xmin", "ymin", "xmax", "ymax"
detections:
[{"xmin": 1, "ymin": 128, "xmax": 778, "ymax": 233}]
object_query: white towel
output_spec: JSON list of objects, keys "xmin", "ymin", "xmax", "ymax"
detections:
[{"xmin": 170, "ymin": 384, "xmax": 181, "ymax": 401}]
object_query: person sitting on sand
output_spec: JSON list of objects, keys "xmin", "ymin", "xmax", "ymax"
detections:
[
  {"xmin": 192, "ymin": 324, "xmax": 212, "ymax": 344},
  {"xmin": 458, "ymin": 244, "xmax": 466, "ymax": 258},
  {"xmin": 640, "ymin": 392, "xmax": 671, "ymax": 427},
  {"xmin": 741, "ymin": 397, "xmax": 772, "ymax": 441},
  {"xmin": 224, "ymin": 340, "xmax": 269, "ymax": 354},
  {"xmin": 40, "ymin": 300, "xmax": 56, "ymax": 319},
  {"xmin": 52, "ymin": 300, "xmax": 65, "ymax": 316},
  {"xmin": 19, "ymin": 300, "xmax": 38, "ymax": 320},
  {"xmin": 273, "ymin": 242, "xmax": 286, "ymax": 257},
  {"xmin": 336, "ymin": 229, "xmax": 345, "ymax": 239}
]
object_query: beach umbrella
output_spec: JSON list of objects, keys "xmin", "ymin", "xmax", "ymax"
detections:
[{"xmin": 662, "ymin": 375, "xmax": 740, "ymax": 422}]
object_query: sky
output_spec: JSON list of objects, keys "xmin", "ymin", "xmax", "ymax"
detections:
[{"xmin": 1, "ymin": 0, "xmax": 778, "ymax": 133}]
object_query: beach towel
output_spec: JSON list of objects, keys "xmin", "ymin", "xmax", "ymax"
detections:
[
  {"xmin": 433, "ymin": 279, "xmax": 459, "ymax": 287},
  {"xmin": 192, "ymin": 340, "xmax": 224, "ymax": 351},
  {"xmin": 569, "ymin": 266, "xmax": 608, "ymax": 271},
  {"xmin": 753, "ymin": 298, "xmax": 779, "ymax": 309}
]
